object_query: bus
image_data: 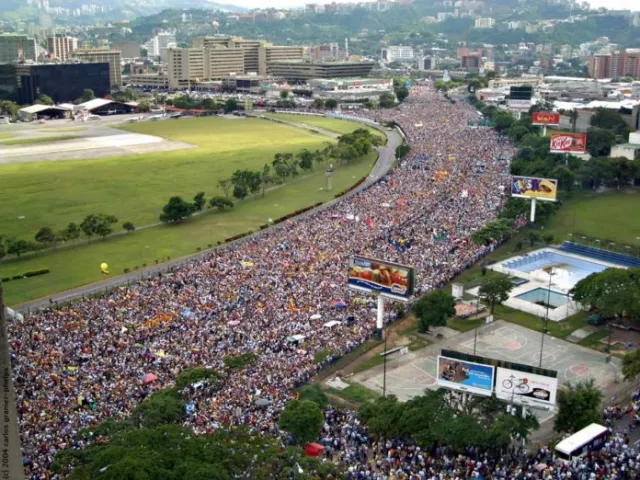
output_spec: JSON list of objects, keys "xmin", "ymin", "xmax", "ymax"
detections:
[{"xmin": 554, "ymin": 423, "xmax": 609, "ymax": 462}]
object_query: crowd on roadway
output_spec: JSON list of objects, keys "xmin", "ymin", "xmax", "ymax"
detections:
[
  {"xmin": 319, "ymin": 404, "xmax": 640, "ymax": 479},
  {"xmin": 14, "ymin": 84, "xmax": 521, "ymax": 478}
]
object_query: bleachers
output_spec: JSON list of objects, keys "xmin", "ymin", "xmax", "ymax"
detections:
[{"xmin": 557, "ymin": 242, "xmax": 640, "ymax": 269}]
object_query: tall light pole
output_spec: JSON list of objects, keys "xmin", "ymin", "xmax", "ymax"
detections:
[
  {"xmin": 539, "ymin": 269, "xmax": 556, "ymax": 367},
  {"xmin": 0, "ymin": 281, "xmax": 25, "ymax": 479}
]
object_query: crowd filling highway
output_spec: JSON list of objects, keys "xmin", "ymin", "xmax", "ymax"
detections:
[{"xmin": 10, "ymin": 84, "xmax": 637, "ymax": 478}]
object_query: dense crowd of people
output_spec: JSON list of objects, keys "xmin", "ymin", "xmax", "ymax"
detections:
[
  {"xmin": 11, "ymin": 83, "xmax": 631, "ymax": 479},
  {"xmin": 321, "ymin": 403, "xmax": 640, "ymax": 479}
]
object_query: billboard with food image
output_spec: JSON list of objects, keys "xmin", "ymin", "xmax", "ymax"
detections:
[
  {"xmin": 348, "ymin": 256, "xmax": 415, "ymax": 300},
  {"xmin": 550, "ymin": 132, "xmax": 587, "ymax": 154},
  {"xmin": 511, "ymin": 176, "xmax": 558, "ymax": 202}
]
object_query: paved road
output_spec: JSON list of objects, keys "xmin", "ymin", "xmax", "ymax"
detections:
[{"xmin": 13, "ymin": 120, "xmax": 401, "ymax": 313}]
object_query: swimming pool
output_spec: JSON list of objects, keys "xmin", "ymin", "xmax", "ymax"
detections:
[
  {"xmin": 516, "ymin": 287, "xmax": 571, "ymax": 308},
  {"xmin": 502, "ymin": 251, "xmax": 607, "ymax": 288}
]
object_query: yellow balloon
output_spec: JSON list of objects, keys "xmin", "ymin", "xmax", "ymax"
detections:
[{"xmin": 100, "ymin": 263, "xmax": 109, "ymax": 273}]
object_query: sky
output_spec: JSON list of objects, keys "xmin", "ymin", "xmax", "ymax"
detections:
[{"xmin": 228, "ymin": 0, "xmax": 639, "ymax": 11}]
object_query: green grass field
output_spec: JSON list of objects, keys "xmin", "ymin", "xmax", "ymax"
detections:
[
  {"xmin": 1, "ymin": 118, "xmax": 337, "ymax": 240},
  {"xmin": 0, "ymin": 133, "xmax": 15, "ymax": 140},
  {"xmin": 0, "ymin": 116, "xmax": 379, "ymax": 305},
  {"xmin": 262, "ymin": 113, "xmax": 381, "ymax": 136},
  {"xmin": 0, "ymin": 135, "xmax": 79, "ymax": 146}
]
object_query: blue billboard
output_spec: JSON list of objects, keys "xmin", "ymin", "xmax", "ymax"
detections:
[{"xmin": 437, "ymin": 356, "xmax": 495, "ymax": 396}]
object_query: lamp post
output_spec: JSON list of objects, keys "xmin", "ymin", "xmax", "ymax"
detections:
[
  {"xmin": 382, "ymin": 325, "xmax": 387, "ymax": 397},
  {"xmin": 539, "ymin": 269, "xmax": 556, "ymax": 367}
]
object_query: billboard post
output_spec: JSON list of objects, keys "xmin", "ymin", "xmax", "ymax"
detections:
[{"xmin": 511, "ymin": 176, "xmax": 558, "ymax": 223}]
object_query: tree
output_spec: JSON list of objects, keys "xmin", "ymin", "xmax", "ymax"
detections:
[
  {"xmin": 413, "ymin": 290, "xmax": 456, "ymax": 332},
  {"xmin": 296, "ymin": 149, "xmax": 314, "ymax": 171},
  {"xmin": 7, "ymin": 239, "xmax": 33, "ymax": 258},
  {"xmin": 570, "ymin": 267, "xmax": 640, "ymax": 321},
  {"xmin": 231, "ymin": 169, "xmax": 262, "ymax": 194},
  {"xmin": 311, "ymin": 98, "xmax": 324, "ymax": 109},
  {"xmin": 209, "ymin": 196, "xmax": 234, "ymax": 209},
  {"xmin": 80, "ymin": 214, "xmax": 118, "ymax": 240},
  {"xmin": 278, "ymin": 399, "xmax": 324, "ymax": 445},
  {"xmin": 555, "ymin": 380, "xmax": 602, "ymax": 434},
  {"xmin": 298, "ymin": 384, "xmax": 328, "ymax": 408},
  {"xmin": 379, "ymin": 93, "xmax": 396, "ymax": 108},
  {"xmin": 586, "ymin": 128, "xmax": 616, "ymax": 157},
  {"xmin": 201, "ymin": 98, "xmax": 218, "ymax": 110},
  {"xmin": 280, "ymin": 89, "xmax": 289, "ymax": 99},
  {"xmin": 217, "ymin": 179, "xmax": 231, "ymax": 198},
  {"xmin": 324, "ymin": 99, "xmax": 338, "ymax": 110},
  {"xmin": 395, "ymin": 86, "xmax": 409, "ymax": 102},
  {"xmin": 35, "ymin": 226, "xmax": 56, "ymax": 245},
  {"xmin": 138, "ymin": 101, "xmax": 151, "ymax": 113},
  {"xmin": 590, "ymin": 108, "xmax": 628, "ymax": 135},
  {"xmin": 479, "ymin": 275, "xmax": 514, "ymax": 313},
  {"xmin": 62, "ymin": 222, "xmax": 81, "ymax": 241},
  {"xmin": 232, "ymin": 185, "xmax": 248, "ymax": 200},
  {"xmin": 79, "ymin": 89, "xmax": 95, "ymax": 103},
  {"xmin": 122, "ymin": 222, "xmax": 135, "ymax": 232},
  {"xmin": 193, "ymin": 192, "xmax": 206, "ymax": 211},
  {"xmin": 622, "ymin": 349, "xmax": 640, "ymax": 381},
  {"xmin": 35, "ymin": 94, "xmax": 54, "ymax": 106},
  {"xmin": 224, "ymin": 98, "xmax": 238, "ymax": 113},
  {"xmin": 159, "ymin": 197, "xmax": 195, "ymax": 224},
  {"xmin": 0, "ymin": 100, "xmax": 19, "ymax": 120}
]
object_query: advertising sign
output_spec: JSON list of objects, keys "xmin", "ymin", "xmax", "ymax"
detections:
[
  {"xmin": 348, "ymin": 256, "xmax": 415, "ymax": 301},
  {"xmin": 511, "ymin": 176, "xmax": 558, "ymax": 202},
  {"xmin": 437, "ymin": 356, "xmax": 495, "ymax": 396},
  {"xmin": 507, "ymin": 99, "xmax": 531, "ymax": 110},
  {"xmin": 495, "ymin": 367, "xmax": 558, "ymax": 408},
  {"xmin": 532, "ymin": 112, "xmax": 560, "ymax": 126},
  {"xmin": 550, "ymin": 132, "xmax": 587, "ymax": 154}
]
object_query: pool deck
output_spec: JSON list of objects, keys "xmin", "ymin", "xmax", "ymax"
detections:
[{"xmin": 487, "ymin": 247, "xmax": 623, "ymax": 322}]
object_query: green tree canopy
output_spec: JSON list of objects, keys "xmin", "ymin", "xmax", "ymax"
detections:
[
  {"xmin": 570, "ymin": 267, "xmax": 640, "ymax": 321},
  {"xmin": 159, "ymin": 196, "xmax": 195, "ymax": 223},
  {"xmin": 589, "ymin": 108, "xmax": 628, "ymax": 135},
  {"xmin": 224, "ymin": 98, "xmax": 238, "ymax": 113},
  {"xmin": 209, "ymin": 196, "xmax": 234, "ymax": 209},
  {"xmin": 413, "ymin": 289, "xmax": 456, "ymax": 332},
  {"xmin": 278, "ymin": 399, "xmax": 324, "ymax": 445},
  {"xmin": 586, "ymin": 127, "xmax": 616, "ymax": 157},
  {"xmin": 34, "ymin": 226, "xmax": 56, "ymax": 245},
  {"xmin": 555, "ymin": 379, "xmax": 602, "ymax": 434},
  {"xmin": 35, "ymin": 94, "xmax": 54, "ymax": 105},
  {"xmin": 479, "ymin": 275, "xmax": 514, "ymax": 313}
]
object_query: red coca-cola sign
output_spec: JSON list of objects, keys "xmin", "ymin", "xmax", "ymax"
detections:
[
  {"xmin": 550, "ymin": 133, "xmax": 587, "ymax": 153},
  {"xmin": 532, "ymin": 112, "xmax": 560, "ymax": 126}
]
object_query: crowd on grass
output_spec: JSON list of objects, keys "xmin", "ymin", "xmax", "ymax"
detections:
[{"xmin": 11, "ymin": 83, "xmax": 583, "ymax": 479}]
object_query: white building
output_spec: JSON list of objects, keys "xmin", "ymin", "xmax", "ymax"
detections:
[
  {"xmin": 144, "ymin": 31, "xmax": 177, "ymax": 58},
  {"xmin": 610, "ymin": 130, "xmax": 640, "ymax": 160},
  {"xmin": 383, "ymin": 45, "xmax": 414, "ymax": 63},
  {"xmin": 474, "ymin": 17, "xmax": 495, "ymax": 29}
]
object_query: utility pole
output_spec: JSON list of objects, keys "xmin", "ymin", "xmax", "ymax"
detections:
[{"xmin": 0, "ymin": 281, "xmax": 25, "ymax": 479}]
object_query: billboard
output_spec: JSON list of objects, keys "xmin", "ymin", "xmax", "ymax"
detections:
[
  {"xmin": 532, "ymin": 112, "xmax": 560, "ymax": 126},
  {"xmin": 495, "ymin": 367, "xmax": 558, "ymax": 408},
  {"xmin": 511, "ymin": 176, "xmax": 558, "ymax": 202},
  {"xmin": 347, "ymin": 256, "xmax": 415, "ymax": 301},
  {"xmin": 550, "ymin": 132, "xmax": 587, "ymax": 154},
  {"xmin": 437, "ymin": 356, "xmax": 495, "ymax": 396}
]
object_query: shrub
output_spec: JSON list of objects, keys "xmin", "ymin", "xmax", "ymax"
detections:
[{"xmin": 124, "ymin": 268, "xmax": 130, "ymax": 273}]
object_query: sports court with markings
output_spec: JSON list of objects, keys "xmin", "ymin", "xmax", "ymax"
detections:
[{"xmin": 351, "ymin": 320, "xmax": 621, "ymax": 404}]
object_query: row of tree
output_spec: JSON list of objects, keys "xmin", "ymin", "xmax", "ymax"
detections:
[
  {"xmin": 0, "ymin": 213, "xmax": 127, "ymax": 261},
  {"xmin": 159, "ymin": 129, "xmax": 382, "ymax": 224}
]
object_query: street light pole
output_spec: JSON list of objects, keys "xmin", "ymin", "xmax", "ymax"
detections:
[
  {"xmin": 382, "ymin": 326, "xmax": 387, "ymax": 397},
  {"xmin": 539, "ymin": 270, "xmax": 555, "ymax": 367}
]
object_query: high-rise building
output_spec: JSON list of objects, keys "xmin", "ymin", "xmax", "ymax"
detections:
[
  {"xmin": 258, "ymin": 45, "xmax": 304, "ymax": 75},
  {"xmin": 46, "ymin": 35, "xmax": 77, "ymax": 61},
  {"xmin": 312, "ymin": 43, "xmax": 341, "ymax": 61},
  {"xmin": 144, "ymin": 32, "xmax": 177, "ymax": 58},
  {"xmin": 0, "ymin": 34, "xmax": 37, "ymax": 64},
  {"xmin": 75, "ymin": 49, "xmax": 122, "ymax": 88},
  {"xmin": 204, "ymin": 46, "xmax": 245, "ymax": 79},
  {"xmin": 474, "ymin": 17, "xmax": 495, "ymax": 29},
  {"xmin": 113, "ymin": 40, "xmax": 141, "ymax": 59},
  {"xmin": 588, "ymin": 49, "xmax": 640, "ymax": 80},
  {"xmin": 166, "ymin": 48, "xmax": 205, "ymax": 89},
  {"xmin": 461, "ymin": 54, "xmax": 482, "ymax": 71},
  {"xmin": 382, "ymin": 45, "xmax": 414, "ymax": 63},
  {"xmin": 587, "ymin": 54, "xmax": 613, "ymax": 79},
  {"xmin": 0, "ymin": 63, "xmax": 110, "ymax": 104}
]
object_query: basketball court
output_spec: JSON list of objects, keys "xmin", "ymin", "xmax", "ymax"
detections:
[{"xmin": 351, "ymin": 321, "xmax": 622, "ymax": 407}]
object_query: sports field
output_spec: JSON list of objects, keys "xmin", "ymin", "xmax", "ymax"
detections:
[
  {"xmin": 0, "ymin": 116, "xmax": 380, "ymax": 304},
  {"xmin": 262, "ymin": 113, "xmax": 381, "ymax": 136}
]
